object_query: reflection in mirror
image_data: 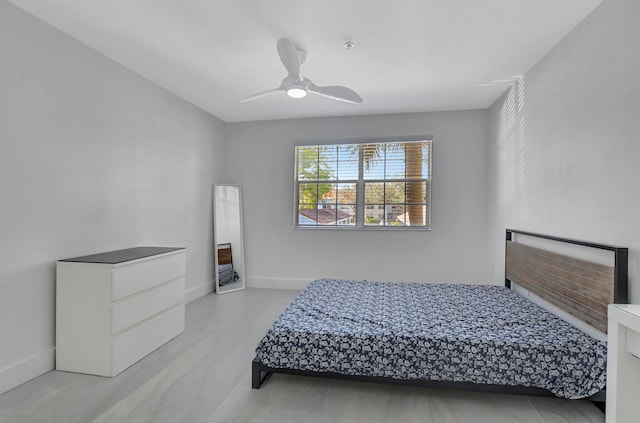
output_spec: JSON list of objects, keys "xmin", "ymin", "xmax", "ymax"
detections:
[
  {"xmin": 213, "ymin": 184, "xmax": 246, "ymax": 294},
  {"xmin": 217, "ymin": 243, "xmax": 238, "ymax": 286}
]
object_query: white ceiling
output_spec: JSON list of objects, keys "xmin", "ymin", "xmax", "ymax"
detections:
[{"xmin": 8, "ymin": 0, "xmax": 602, "ymax": 123}]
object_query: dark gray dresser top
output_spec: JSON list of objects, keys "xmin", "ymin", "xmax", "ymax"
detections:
[{"xmin": 59, "ymin": 247, "xmax": 185, "ymax": 264}]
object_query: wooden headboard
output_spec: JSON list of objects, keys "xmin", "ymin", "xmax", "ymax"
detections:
[
  {"xmin": 217, "ymin": 243, "xmax": 233, "ymax": 266},
  {"xmin": 505, "ymin": 229, "xmax": 628, "ymax": 333}
]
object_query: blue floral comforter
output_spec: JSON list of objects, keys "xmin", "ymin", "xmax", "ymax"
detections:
[{"xmin": 255, "ymin": 279, "xmax": 606, "ymax": 399}]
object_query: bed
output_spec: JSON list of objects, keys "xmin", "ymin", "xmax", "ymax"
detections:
[{"xmin": 252, "ymin": 229, "xmax": 628, "ymax": 402}]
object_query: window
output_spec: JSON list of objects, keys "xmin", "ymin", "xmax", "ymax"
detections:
[{"xmin": 294, "ymin": 139, "xmax": 432, "ymax": 229}]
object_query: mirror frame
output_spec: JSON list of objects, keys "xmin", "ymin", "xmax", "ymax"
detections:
[{"xmin": 213, "ymin": 184, "xmax": 246, "ymax": 294}]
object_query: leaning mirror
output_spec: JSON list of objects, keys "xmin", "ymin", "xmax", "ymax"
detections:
[{"xmin": 213, "ymin": 184, "xmax": 246, "ymax": 294}]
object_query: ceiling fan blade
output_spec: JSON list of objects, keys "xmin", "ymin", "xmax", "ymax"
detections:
[
  {"xmin": 277, "ymin": 38, "xmax": 302, "ymax": 79},
  {"xmin": 240, "ymin": 88, "xmax": 283, "ymax": 102},
  {"xmin": 307, "ymin": 81, "xmax": 363, "ymax": 104}
]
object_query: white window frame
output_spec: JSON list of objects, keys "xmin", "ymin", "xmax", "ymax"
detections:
[{"xmin": 293, "ymin": 138, "xmax": 433, "ymax": 230}]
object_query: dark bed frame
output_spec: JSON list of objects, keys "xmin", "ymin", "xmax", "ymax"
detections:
[{"xmin": 251, "ymin": 229, "xmax": 628, "ymax": 405}]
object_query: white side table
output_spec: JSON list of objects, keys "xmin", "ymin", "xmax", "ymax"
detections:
[{"xmin": 607, "ymin": 304, "xmax": 640, "ymax": 423}]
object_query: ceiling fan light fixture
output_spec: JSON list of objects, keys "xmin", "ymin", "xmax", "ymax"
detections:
[
  {"xmin": 287, "ymin": 87, "xmax": 307, "ymax": 98},
  {"xmin": 241, "ymin": 38, "xmax": 362, "ymax": 104}
]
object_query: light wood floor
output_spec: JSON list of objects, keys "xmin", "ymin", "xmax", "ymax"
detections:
[{"xmin": 0, "ymin": 288, "xmax": 604, "ymax": 422}]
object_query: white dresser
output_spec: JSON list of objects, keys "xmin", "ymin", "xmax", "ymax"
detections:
[
  {"xmin": 607, "ymin": 304, "xmax": 640, "ymax": 423},
  {"xmin": 56, "ymin": 247, "xmax": 186, "ymax": 377}
]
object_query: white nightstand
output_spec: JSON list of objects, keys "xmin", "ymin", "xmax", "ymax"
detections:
[{"xmin": 607, "ymin": 304, "xmax": 640, "ymax": 423}]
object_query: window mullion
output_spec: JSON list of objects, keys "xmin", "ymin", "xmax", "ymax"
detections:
[{"xmin": 356, "ymin": 145, "xmax": 365, "ymax": 226}]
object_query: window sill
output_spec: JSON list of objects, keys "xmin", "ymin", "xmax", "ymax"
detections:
[{"xmin": 293, "ymin": 225, "xmax": 431, "ymax": 231}]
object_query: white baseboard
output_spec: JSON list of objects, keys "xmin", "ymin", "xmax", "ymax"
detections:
[
  {"xmin": 185, "ymin": 280, "xmax": 214, "ymax": 303},
  {"xmin": 187, "ymin": 277, "xmax": 308, "ymax": 298},
  {"xmin": 247, "ymin": 277, "xmax": 310, "ymax": 291},
  {"xmin": 0, "ymin": 348, "xmax": 55, "ymax": 395}
]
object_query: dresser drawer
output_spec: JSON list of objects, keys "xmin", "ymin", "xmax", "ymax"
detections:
[
  {"xmin": 111, "ymin": 251, "xmax": 185, "ymax": 300},
  {"xmin": 111, "ymin": 303, "xmax": 185, "ymax": 376},
  {"xmin": 627, "ymin": 328, "xmax": 640, "ymax": 359},
  {"xmin": 111, "ymin": 277, "xmax": 184, "ymax": 335}
]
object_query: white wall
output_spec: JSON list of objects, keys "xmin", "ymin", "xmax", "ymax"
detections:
[
  {"xmin": 0, "ymin": 1, "xmax": 225, "ymax": 394},
  {"xmin": 487, "ymin": 0, "xmax": 640, "ymax": 301},
  {"xmin": 225, "ymin": 111, "xmax": 491, "ymax": 289}
]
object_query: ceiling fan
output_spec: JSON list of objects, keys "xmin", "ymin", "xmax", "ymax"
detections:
[{"xmin": 241, "ymin": 38, "xmax": 363, "ymax": 104}]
